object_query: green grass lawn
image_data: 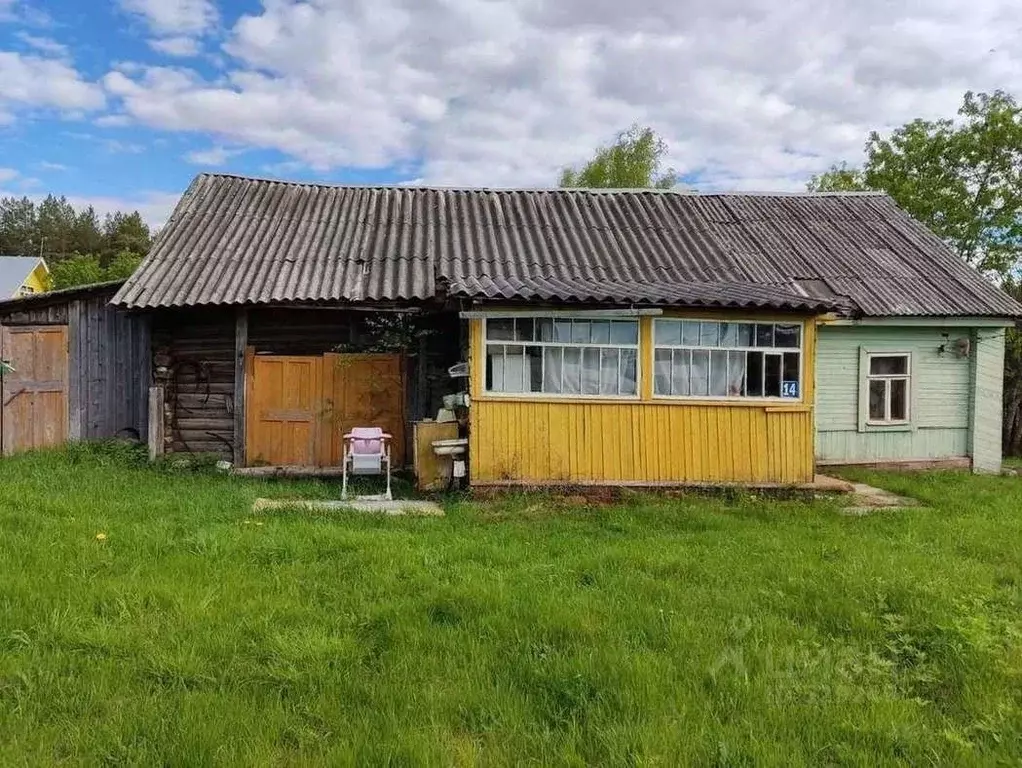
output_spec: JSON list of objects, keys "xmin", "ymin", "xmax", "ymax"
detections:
[{"xmin": 2, "ymin": 445, "xmax": 1022, "ymax": 765}]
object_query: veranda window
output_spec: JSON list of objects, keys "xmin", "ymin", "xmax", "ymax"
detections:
[
  {"xmin": 653, "ymin": 320, "xmax": 802, "ymax": 399},
  {"xmin": 485, "ymin": 317, "xmax": 639, "ymax": 396},
  {"xmin": 866, "ymin": 354, "xmax": 911, "ymax": 423}
]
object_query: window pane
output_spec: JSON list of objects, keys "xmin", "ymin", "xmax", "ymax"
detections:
[
  {"xmin": 719, "ymin": 323, "xmax": 739, "ymax": 347},
  {"xmin": 755, "ymin": 324, "xmax": 774, "ymax": 348},
  {"xmin": 746, "ymin": 351, "xmax": 764, "ymax": 397},
  {"xmin": 562, "ymin": 347, "xmax": 582, "ymax": 394},
  {"xmin": 710, "ymin": 350, "xmax": 728, "ymax": 396},
  {"xmin": 600, "ymin": 349, "xmax": 620, "ymax": 395},
  {"xmin": 554, "ymin": 319, "xmax": 572, "ymax": 342},
  {"xmin": 682, "ymin": 321, "xmax": 701, "ymax": 346},
  {"xmin": 656, "ymin": 320, "xmax": 682, "ymax": 345},
  {"xmin": 775, "ymin": 324, "xmax": 801, "ymax": 348},
  {"xmin": 486, "ymin": 346, "xmax": 500, "ymax": 390},
  {"xmin": 736, "ymin": 323, "xmax": 754, "ymax": 347},
  {"xmin": 543, "ymin": 347, "xmax": 563, "ymax": 393},
  {"xmin": 728, "ymin": 351, "xmax": 747, "ymax": 397},
  {"xmin": 890, "ymin": 379, "xmax": 908, "ymax": 420},
  {"xmin": 672, "ymin": 349, "xmax": 691, "ymax": 396},
  {"xmin": 764, "ymin": 354, "xmax": 781, "ymax": 397},
  {"xmin": 590, "ymin": 320, "xmax": 610, "ymax": 345},
  {"xmin": 488, "ymin": 345, "xmax": 527, "ymax": 393},
  {"xmin": 487, "ymin": 319, "xmax": 515, "ymax": 340},
  {"xmin": 581, "ymin": 348, "xmax": 600, "ymax": 394},
  {"xmin": 620, "ymin": 350, "xmax": 638, "ymax": 395},
  {"xmin": 538, "ymin": 319, "xmax": 556, "ymax": 342},
  {"xmin": 700, "ymin": 322, "xmax": 720, "ymax": 347},
  {"xmin": 870, "ymin": 355, "xmax": 908, "ymax": 376},
  {"xmin": 869, "ymin": 380, "xmax": 887, "ymax": 420},
  {"xmin": 516, "ymin": 318, "xmax": 535, "ymax": 342},
  {"xmin": 526, "ymin": 346, "xmax": 543, "ymax": 392},
  {"xmin": 654, "ymin": 349, "xmax": 672, "ymax": 395},
  {"xmin": 610, "ymin": 321, "xmax": 638, "ymax": 345},
  {"xmin": 572, "ymin": 320, "xmax": 591, "ymax": 344},
  {"xmin": 691, "ymin": 350, "xmax": 710, "ymax": 395},
  {"xmin": 782, "ymin": 352, "xmax": 800, "ymax": 398}
]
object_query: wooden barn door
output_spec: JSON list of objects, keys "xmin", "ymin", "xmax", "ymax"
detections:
[
  {"xmin": 1, "ymin": 325, "xmax": 69, "ymax": 455},
  {"xmin": 244, "ymin": 351, "xmax": 406, "ymax": 467},
  {"xmin": 245, "ymin": 355, "xmax": 324, "ymax": 467},
  {"xmin": 325, "ymin": 353, "xmax": 406, "ymax": 467}
]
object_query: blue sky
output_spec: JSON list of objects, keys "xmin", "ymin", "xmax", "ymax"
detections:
[{"xmin": 1, "ymin": 0, "xmax": 1020, "ymax": 225}]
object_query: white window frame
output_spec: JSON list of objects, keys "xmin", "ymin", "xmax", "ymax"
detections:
[
  {"xmin": 864, "ymin": 352, "xmax": 912, "ymax": 426},
  {"xmin": 651, "ymin": 318, "xmax": 805, "ymax": 403},
  {"xmin": 482, "ymin": 316, "xmax": 641, "ymax": 400}
]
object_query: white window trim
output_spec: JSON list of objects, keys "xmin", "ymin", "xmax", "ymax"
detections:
[
  {"xmin": 482, "ymin": 316, "xmax": 642, "ymax": 400},
  {"xmin": 651, "ymin": 318, "xmax": 805, "ymax": 403},
  {"xmin": 858, "ymin": 349, "xmax": 915, "ymax": 432}
]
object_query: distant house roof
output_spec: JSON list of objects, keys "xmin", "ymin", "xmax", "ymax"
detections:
[
  {"xmin": 0, "ymin": 256, "xmax": 46, "ymax": 298},
  {"xmin": 113, "ymin": 173, "xmax": 1022, "ymax": 318}
]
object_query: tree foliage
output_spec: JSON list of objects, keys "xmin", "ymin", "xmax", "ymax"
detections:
[
  {"xmin": 560, "ymin": 125, "xmax": 678, "ymax": 189},
  {"xmin": 0, "ymin": 195, "xmax": 153, "ymax": 276},
  {"xmin": 808, "ymin": 90, "xmax": 1022, "ymax": 274},
  {"xmin": 48, "ymin": 251, "xmax": 144, "ymax": 291}
]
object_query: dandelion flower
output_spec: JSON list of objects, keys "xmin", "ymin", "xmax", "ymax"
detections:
[{"xmin": 95, "ymin": 533, "xmax": 107, "ymax": 541}]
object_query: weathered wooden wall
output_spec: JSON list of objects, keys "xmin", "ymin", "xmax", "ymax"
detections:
[
  {"xmin": 0, "ymin": 286, "xmax": 150, "ymax": 443},
  {"xmin": 152, "ymin": 308, "xmax": 236, "ymax": 460},
  {"xmin": 154, "ymin": 306, "xmax": 461, "ymax": 464},
  {"xmin": 69, "ymin": 295, "xmax": 151, "ymax": 441}
]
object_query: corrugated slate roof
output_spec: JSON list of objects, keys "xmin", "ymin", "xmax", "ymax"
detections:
[{"xmin": 113, "ymin": 173, "xmax": 1022, "ymax": 317}]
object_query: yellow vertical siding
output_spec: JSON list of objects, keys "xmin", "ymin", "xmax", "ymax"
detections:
[{"xmin": 468, "ymin": 315, "xmax": 817, "ymax": 486}]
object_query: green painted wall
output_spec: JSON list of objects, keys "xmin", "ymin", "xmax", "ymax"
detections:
[
  {"xmin": 970, "ymin": 329, "xmax": 1005, "ymax": 473},
  {"xmin": 816, "ymin": 325, "xmax": 973, "ymax": 464}
]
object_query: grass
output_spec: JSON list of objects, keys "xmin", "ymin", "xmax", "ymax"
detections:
[{"xmin": 2, "ymin": 444, "xmax": 1022, "ymax": 765}]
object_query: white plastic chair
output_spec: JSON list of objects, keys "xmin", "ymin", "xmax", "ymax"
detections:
[{"xmin": 341, "ymin": 427, "xmax": 393, "ymax": 501}]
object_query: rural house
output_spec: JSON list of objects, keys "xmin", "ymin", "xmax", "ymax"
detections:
[
  {"xmin": 0, "ymin": 256, "xmax": 50, "ymax": 298},
  {"xmin": 102, "ymin": 173, "xmax": 1022, "ymax": 486}
]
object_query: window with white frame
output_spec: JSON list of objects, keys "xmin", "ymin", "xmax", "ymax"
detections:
[
  {"xmin": 484, "ymin": 317, "xmax": 639, "ymax": 396},
  {"xmin": 866, "ymin": 353, "xmax": 910, "ymax": 423},
  {"xmin": 653, "ymin": 320, "xmax": 802, "ymax": 399}
]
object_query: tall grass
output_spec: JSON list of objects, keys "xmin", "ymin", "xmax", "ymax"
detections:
[{"xmin": 1, "ymin": 444, "xmax": 1021, "ymax": 764}]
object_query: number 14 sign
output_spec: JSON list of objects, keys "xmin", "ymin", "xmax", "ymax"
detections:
[{"xmin": 781, "ymin": 380, "xmax": 799, "ymax": 398}]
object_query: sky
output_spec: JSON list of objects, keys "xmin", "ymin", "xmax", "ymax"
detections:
[{"xmin": 1, "ymin": 0, "xmax": 1022, "ymax": 227}]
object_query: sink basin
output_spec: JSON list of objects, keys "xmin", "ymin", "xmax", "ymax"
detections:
[{"xmin": 432, "ymin": 437, "xmax": 468, "ymax": 457}]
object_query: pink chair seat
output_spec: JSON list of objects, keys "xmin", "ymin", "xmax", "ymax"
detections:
[{"xmin": 347, "ymin": 427, "xmax": 388, "ymax": 456}]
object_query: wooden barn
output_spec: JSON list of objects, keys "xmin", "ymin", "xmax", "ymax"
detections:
[{"xmin": 0, "ymin": 281, "xmax": 150, "ymax": 454}]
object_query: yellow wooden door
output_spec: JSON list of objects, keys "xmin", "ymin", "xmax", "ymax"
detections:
[
  {"xmin": 246, "ymin": 354, "xmax": 324, "ymax": 466},
  {"xmin": 1, "ymin": 325, "xmax": 69, "ymax": 455},
  {"xmin": 325, "ymin": 353, "xmax": 406, "ymax": 467}
]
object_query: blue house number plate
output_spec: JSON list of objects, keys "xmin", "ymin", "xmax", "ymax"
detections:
[{"xmin": 781, "ymin": 380, "xmax": 799, "ymax": 398}]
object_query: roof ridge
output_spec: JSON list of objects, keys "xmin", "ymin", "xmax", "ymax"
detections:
[{"xmin": 195, "ymin": 173, "xmax": 887, "ymax": 198}]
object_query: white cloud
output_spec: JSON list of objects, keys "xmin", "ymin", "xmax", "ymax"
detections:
[
  {"xmin": 0, "ymin": 168, "xmax": 18, "ymax": 183},
  {"xmin": 94, "ymin": 114, "xmax": 132, "ymax": 127},
  {"xmin": 102, "ymin": 0, "xmax": 1022, "ymax": 190},
  {"xmin": 0, "ymin": 0, "xmax": 16, "ymax": 21},
  {"xmin": 148, "ymin": 36, "xmax": 202, "ymax": 58},
  {"xmin": 184, "ymin": 145, "xmax": 239, "ymax": 166},
  {"xmin": 0, "ymin": 52, "xmax": 105, "ymax": 115},
  {"xmin": 38, "ymin": 161, "xmax": 67, "ymax": 171},
  {"xmin": 16, "ymin": 32, "xmax": 68, "ymax": 57},
  {"xmin": 118, "ymin": 0, "xmax": 217, "ymax": 36}
]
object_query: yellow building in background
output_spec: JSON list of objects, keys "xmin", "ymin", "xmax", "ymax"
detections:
[{"xmin": 0, "ymin": 257, "xmax": 49, "ymax": 298}]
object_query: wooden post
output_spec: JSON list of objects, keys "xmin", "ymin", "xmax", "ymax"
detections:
[
  {"xmin": 147, "ymin": 385, "xmax": 164, "ymax": 461},
  {"xmin": 233, "ymin": 308, "xmax": 248, "ymax": 468}
]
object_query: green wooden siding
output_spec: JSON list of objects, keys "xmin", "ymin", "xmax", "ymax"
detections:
[
  {"xmin": 816, "ymin": 325, "xmax": 973, "ymax": 463},
  {"xmin": 970, "ymin": 329, "xmax": 1005, "ymax": 473}
]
